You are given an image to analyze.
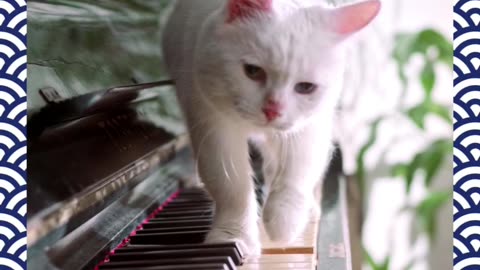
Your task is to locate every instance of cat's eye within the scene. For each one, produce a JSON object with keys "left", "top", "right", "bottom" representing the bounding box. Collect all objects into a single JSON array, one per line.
[
  {"left": 244, "top": 64, "right": 266, "bottom": 82},
  {"left": 295, "top": 82, "right": 317, "bottom": 95}
]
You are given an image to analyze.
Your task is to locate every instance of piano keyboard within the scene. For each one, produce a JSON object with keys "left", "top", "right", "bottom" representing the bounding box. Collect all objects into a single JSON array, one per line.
[{"left": 96, "top": 188, "right": 320, "bottom": 270}]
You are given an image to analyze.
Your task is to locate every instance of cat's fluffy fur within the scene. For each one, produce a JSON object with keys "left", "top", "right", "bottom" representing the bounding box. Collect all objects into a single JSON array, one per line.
[{"left": 162, "top": 0, "right": 380, "bottom": 255}]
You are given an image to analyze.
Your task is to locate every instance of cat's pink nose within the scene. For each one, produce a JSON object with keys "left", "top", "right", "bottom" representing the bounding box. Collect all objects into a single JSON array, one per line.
[
  {"left": 263, "top": 98, "right": 282, "bottom": 122},
  {"left": 263, "top": 108, "right": 281, "bottom": 122}
]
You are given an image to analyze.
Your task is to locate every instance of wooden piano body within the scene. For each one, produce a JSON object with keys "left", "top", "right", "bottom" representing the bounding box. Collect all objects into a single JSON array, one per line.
[{"left": 27, "top": 2, "right": 362, "bottom": 269}]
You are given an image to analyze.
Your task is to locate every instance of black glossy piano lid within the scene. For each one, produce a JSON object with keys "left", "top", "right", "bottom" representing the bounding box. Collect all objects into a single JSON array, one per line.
[
  {"left": 27, "top": 80, "right": 192, "bottom": 250},
  {"left": 28, "top": 81, "right": 181, "bottom": 213}
]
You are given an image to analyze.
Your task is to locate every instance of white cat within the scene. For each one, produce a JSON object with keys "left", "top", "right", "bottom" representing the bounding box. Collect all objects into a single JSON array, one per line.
[{"left": 162, "top": 0, "right": 380, "bottom": 255}]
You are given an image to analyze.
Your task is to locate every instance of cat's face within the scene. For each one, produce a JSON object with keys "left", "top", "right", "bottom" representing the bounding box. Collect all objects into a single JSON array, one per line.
[
  {"left": 215, "top": 13, "right": 346, "bottom": 131},
  {"left": 196, "top": 0, "right": 380, "bottom": 132}
]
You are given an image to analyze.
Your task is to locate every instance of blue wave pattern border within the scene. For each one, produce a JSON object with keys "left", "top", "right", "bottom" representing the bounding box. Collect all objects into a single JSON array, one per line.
[
  {"left": 454, "top": 0, "right": 480, "bottom": 269},
  {"left": 0, "top": 0, "right": 27, "bottom": 269}
]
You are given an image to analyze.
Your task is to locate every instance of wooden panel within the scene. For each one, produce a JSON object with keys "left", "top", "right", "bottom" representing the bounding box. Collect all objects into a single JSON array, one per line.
[
  {"left": 240, "top": 254, "right": 315, "bottom": 270},
  {"left": 240, "top": 212, "right": 320, "bottom": 269},
  {"left": 260, "top": 215, "right": 320, "bottom": 255}
]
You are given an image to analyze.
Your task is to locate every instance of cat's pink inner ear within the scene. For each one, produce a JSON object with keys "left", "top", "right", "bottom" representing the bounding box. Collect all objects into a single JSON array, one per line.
[
  {"left": 227, "top": 0, "right": 273, "bottom": 23},
  {"left": 330, "top": 0, "right": 381, "bottom": 35}
]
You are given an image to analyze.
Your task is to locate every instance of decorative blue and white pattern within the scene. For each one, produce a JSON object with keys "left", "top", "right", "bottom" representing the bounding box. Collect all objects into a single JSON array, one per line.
[
  {"left": 454, "top": 0, "right": 480, "bottom": 269},
  {"left": 0, "top": 0, "right": 27, "bottom": 269}
]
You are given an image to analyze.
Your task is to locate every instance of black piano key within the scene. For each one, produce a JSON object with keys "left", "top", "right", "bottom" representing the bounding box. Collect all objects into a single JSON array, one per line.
[
  {"left": 142, "top": 219, "right": 212, "bottom": 229},
  {"left": 167, "top": 196, "right": 211, "bottom": 200},
  {"left": 149, "top": 216, "right": 213, "bottom": 222},
  {"left": 102, "top": 263, "right": 230, "bottom": 270},
  {"left": 165, "top": 199, "right": 213, "bottom": 205},
  {"left": 118, "top": 242, "right": 244, "bottom": 259},
  {"left": 168, "top": 193, "right": 210, "bottom": 199},
  {"left": 161, "top": 203, "right": 215, "bottom": 212},
  {"left": 150, "top": 214, "right": 213, "bottom": 220},
  {"left": 164, "top": 197, "right": 211, "bottom": 202},
  {"left": 95, "top": 188, "right": 247, "bottom": 270},
  {"left": 155, "top": 209, "right": 213, "bottom": 218},
  {"left": 161, "top": 205, "right": 214, "bottom": 212},
  {"left": 159, "top": 208, "right": 214, "bottom": 214},
  {"left": 172, "top": 191, "right": 209, "bottom": 196},
  {"left": 149, "top": 215, "right": 213, "bottom": 221},
  {"left": 99, "top": 256, "right": 236, "bottom": 270},
  {"left": 177, "top": 193, "right": 209, "bottom": 197},
  {"left": 177, "top": 189, "right": 209, "bottom": 195},
  {"left": 109, "top": 247, "right": 242, "bottom": 265},
  {"left": 175, "top": 193, "right": 210, "bottom": 198},
  {"left": 129, "top": 230, "right": 209, "bottom": 245},
  {"left": 158, "top": 207, "right": 213, "bottom": 213},
  {"left": 160, "top": 206, "right": 214, "bottom": 213},
  {"left": 136, "top": 225, "right": 211, "bottom": 234}
]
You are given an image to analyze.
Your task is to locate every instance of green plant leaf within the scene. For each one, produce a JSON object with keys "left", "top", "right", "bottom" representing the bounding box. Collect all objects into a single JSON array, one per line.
[
  {"left": 423, "top": 151, "right": 444, "bottom": 187},
  {"left": 421, "top": 61, "right": 435, "bottom": 97},
  {"left": 392, "top": 29, "right": 453, "bottom": 92},
  {"left": 418, "top": 29, "right": 453, "bottom": 67},
  {"left": 422, "top": 140, "right": 452, "bottom": 186},
  {"left": 404, "top": 155, "right": 421, "bottom": 193},
  {"left": 407, "top": 105, "right": 428, "bottom": 129},
  {"left": 364, "top": 248, "right": 378, "bottom": 269},
  {"left": 406, "top": 101, "right": 452, "bottom": 130},
  {"left": 391, "top": 164, "right": 408, "bottom": 178},
  {"left": 363, "top": 248, "right": 390, "bottom": 270},
  {"left": 429, "top": 102, "right": 453, "bottom": 124},
  {"left": 392, "top": 33, "right": 415, "bottom": 92},
  {"left": 391, "top": 139, "right": 451, "bottom": 193},
  {"left": 364, "top": 248, "right": 391, "bottom": 270},
  {"left": 415, "top": 190, "right": 451, "bottom": 239},
  {"left": 393, "top": 33, "right": 417, "bottom": 65}
]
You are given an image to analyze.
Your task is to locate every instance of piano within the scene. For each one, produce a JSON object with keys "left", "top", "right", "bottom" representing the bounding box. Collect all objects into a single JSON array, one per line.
[
  {"left": 27, "top": 2, "right": 362, "bottom": 269},
  {"left": 27, "top": 80, "right": 361, "bottom": 270}
]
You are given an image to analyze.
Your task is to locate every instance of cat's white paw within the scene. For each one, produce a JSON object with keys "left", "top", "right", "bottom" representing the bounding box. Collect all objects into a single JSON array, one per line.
[
  {"left": 205, "top": 227, "right": 261, "bottom": 256},
  {"left": 262, "top": 189, "right": 311, "bottom": 243}
]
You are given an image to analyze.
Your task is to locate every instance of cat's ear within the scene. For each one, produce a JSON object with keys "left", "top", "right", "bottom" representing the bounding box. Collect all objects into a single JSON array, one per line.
[
  {"left": 326, "top": 0, "right": 381, "bottom": 35},
  {"left": 226, "top": 0, "right": 273, "bottom": 23}
]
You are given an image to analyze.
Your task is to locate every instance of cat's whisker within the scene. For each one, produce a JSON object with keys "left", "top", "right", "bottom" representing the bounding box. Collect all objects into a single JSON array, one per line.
[
  {"left": 274, "top": 133, "right": 288, "bottom": 185},
  {"left": 230, "top": 154, "right": 240, "bottom": 179},
  {"left": 189, "top": 117, "right": 211, "bottom": 132},
  {"left": 221, "top": 152, "right": 233, "bottom": 184},
  {"left": 193, "top": 124, "right": 218, "bottom": 179},
  {"left": 187, "top": 108, "right": 224, "bottom": 133}
]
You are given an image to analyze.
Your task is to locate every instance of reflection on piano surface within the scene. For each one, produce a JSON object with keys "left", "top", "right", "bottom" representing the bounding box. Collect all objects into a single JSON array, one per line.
[{"left": 27, "top": 81, "right": 358, "bottom": 270}]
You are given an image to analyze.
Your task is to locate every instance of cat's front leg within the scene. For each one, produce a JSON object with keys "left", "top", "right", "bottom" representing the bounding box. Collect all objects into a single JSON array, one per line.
[
  {"left": 262, "top": 127, "right": 332, "bottom": 243},
  {"left": 188, "top": 118, "right": 260, "bottom": 255}
]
